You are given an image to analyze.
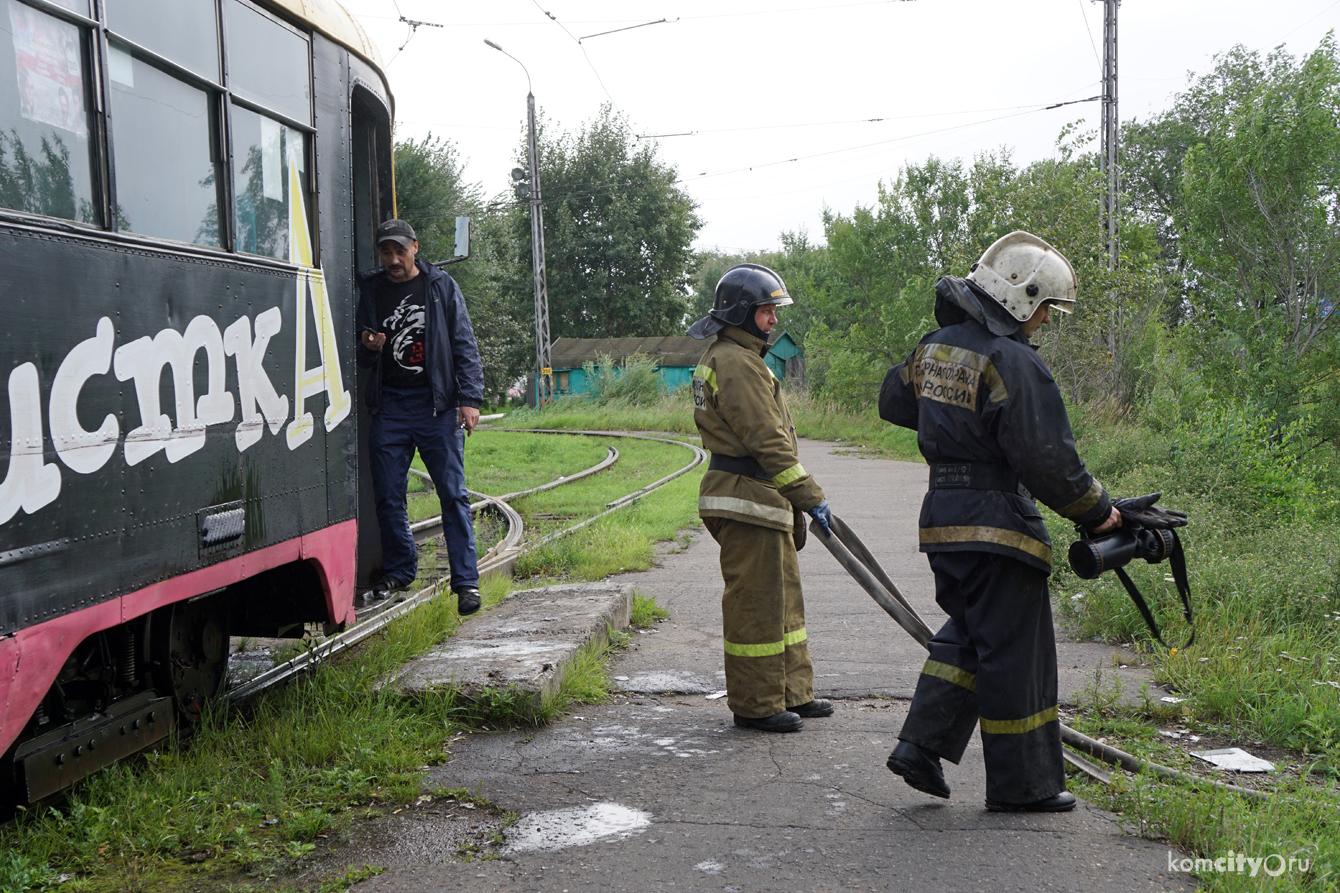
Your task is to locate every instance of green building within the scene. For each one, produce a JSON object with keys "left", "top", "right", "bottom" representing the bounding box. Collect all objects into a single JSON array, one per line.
[{"left": 538, "top": 333, "right": 805, "bottom": 401}]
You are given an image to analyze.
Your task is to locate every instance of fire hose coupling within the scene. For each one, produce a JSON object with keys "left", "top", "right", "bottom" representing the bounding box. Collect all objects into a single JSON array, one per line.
[{"left": 1068, "top": 492, "right": 1195, "bottom": 648}]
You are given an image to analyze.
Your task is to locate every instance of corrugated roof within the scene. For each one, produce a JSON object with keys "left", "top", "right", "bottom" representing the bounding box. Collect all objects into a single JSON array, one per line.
[{"left": 550, "top": 337, "right": 708, "bottom": 370}]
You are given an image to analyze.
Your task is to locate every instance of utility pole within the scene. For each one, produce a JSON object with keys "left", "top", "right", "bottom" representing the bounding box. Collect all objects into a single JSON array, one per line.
[
  {"left": 486, "top": 39, "right": 553, "bottom": 406},
  {"left": 1099, "top": 0, "right": 1119, "bottom": 270},
  {"left": 525, "top": 90, "right": 553, "bottom": 406}
]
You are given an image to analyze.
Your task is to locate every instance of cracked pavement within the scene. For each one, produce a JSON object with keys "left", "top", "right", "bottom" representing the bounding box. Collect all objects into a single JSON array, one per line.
[{"left": 351, "top": 442, "right": 1192, "bottom": 892}]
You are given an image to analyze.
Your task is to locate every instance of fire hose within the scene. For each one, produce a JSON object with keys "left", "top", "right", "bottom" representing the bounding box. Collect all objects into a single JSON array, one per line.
[{"left": 811, "top": 513, "right": 1267, "bottom": 802}]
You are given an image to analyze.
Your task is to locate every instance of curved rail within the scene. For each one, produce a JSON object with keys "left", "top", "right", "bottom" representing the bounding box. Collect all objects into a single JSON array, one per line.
[
  {"left": 228, "top": 428, "right": 703, "bottom": 705},
  {"left": 504, "top": 429, "right": 705, "bottom": 551}
]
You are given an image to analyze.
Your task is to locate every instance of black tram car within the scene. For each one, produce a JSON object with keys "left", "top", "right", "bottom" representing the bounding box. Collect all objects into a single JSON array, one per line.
[{"left": 0, "top": 0, "right": 396, "bottom": 805}]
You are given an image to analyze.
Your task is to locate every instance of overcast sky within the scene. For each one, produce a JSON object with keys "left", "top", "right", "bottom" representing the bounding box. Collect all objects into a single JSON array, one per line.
[{"left": 339, "top": 1, "right": 1339, "bottom": 254}]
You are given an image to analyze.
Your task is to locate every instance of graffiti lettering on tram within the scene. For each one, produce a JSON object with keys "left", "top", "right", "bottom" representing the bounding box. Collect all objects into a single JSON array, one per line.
[{"left": 0, "top": 163, "right": 350, "bottom": 526}]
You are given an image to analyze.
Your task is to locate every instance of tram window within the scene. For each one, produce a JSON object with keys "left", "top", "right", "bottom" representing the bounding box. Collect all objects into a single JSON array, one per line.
[
  {"left": 226, "top": 0, "right": 309, "bottom": 125},
  {"left": 35, "top": 0, "right": 88, "bottom": 14},
  {"left": 0, "top": 0, "right": 96, "bottom": 222},
  {"left": 231, "top": 105, "right": 306, "bottom": 261},
  {"left": 107, "top": 45, "right": 221, "bottom": 247},
  {"left": 103, "top": 0, "right": 219, "bottom": 83}
]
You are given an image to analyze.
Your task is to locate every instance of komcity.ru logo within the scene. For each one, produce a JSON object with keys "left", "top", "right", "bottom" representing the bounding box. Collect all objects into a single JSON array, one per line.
[{"left": 1168, "top": 850, "right": 1311, "bottom": 878}]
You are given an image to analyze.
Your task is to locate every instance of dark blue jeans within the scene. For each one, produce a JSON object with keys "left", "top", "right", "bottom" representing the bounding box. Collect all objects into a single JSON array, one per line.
[{"left": 369, "top": 386, "right": 478, "bottom": 591}]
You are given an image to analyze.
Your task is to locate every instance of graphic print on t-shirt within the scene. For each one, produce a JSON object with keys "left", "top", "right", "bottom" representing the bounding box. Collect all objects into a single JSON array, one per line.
[
  {"left": 385, "top": 299, "right": 425, "bottom": 374},
  {"left": 375, "top": 272, "right": 428, "bottom": 389}
]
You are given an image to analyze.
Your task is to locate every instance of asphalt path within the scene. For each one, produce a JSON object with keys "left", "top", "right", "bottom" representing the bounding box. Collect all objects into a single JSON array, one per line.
[{"left": 351, "top": 440, "right": 1191, "bottom": 893}]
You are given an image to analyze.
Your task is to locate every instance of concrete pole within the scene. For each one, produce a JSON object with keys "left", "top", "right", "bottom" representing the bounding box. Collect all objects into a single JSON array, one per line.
[
  {"left": 527, "top": 92, "right": 553, "bottom": 406},
  {"left": 1100, "top": 0, "right": 1119, "bottom": 271}
]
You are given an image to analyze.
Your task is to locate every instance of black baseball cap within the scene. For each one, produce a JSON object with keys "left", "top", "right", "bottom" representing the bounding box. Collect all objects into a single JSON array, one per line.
[{"left": 375, "top": 218, "right": 417, "bottom": 247}]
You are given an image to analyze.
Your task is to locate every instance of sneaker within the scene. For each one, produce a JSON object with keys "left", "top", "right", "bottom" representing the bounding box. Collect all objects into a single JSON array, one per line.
[
  {"left": 455, "top": 587, "right": 481, "bottom": 616},
  {"left": 369, "top": 576, "right": 412, "bottom": 601},
  {"left": 886, "top": 740, "right": 951, "bottom": 799},
  {"left": 733, "top": 712, "right": 803, "bottom": 733}
]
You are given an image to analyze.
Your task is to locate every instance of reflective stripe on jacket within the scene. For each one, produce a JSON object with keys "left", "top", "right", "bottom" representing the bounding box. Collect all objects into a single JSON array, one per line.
[
  {"left": 694, "top": 326, "right": 824, "bottom": 532},
  {"left": 879, "top": 318, "right": 1109, "bottom": 571}
]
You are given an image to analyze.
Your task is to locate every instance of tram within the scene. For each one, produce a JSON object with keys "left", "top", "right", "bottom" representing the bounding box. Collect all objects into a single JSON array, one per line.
[{"left": 0, "top": 0, "right": 395, "bottom": 805}]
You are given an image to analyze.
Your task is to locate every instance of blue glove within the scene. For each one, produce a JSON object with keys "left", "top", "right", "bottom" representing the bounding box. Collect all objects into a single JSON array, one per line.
[{"left": 807, "top": 500, "right": 832, "bottom": 536}]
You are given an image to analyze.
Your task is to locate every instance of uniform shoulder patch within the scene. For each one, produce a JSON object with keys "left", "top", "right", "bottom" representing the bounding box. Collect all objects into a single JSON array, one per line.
[{"left": 911, "top": 347, "right": 981, "bottom": 411}]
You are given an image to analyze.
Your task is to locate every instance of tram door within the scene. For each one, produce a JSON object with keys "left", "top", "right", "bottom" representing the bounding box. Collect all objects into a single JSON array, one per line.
[{"left": 351, "top": 86, "right": 394, "bottom": 588}]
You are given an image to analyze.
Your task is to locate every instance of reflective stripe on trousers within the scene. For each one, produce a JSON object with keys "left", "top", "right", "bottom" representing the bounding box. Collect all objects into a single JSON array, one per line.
[
  {"left": 897, "top": 551, "right": 1065, "bottom": 805},
  {"left": 705, "top": 516, "right": 814, "bottom": 719}
]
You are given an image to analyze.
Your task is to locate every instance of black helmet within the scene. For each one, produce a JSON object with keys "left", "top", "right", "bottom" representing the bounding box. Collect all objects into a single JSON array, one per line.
[{"left": 687, "top": 264, "right": 793, "bottom": 339}]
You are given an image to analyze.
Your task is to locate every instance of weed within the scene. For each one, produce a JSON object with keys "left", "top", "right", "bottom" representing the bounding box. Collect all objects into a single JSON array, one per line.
[
  {"left": 315, "top": 865, "right": 387, "bottom": 893},
  {"left": 441, "top": 686, "right": 553, "bottom": 730},
  {"left": 631, "top": 593, "right": 670, "bottom": 628},
  {"left": 0, "top": 850, "right": 55, "bottom": 892},
  {"left": 1076, "top": 662, "right": 1126, "bottom": 716}
]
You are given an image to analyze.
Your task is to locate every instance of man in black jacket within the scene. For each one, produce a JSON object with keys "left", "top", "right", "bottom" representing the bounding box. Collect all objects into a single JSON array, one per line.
[
  {"left": 356, "top": 219, "right": 485, "bottom": 615},
  {"left": 878, "top": 231, "right": 1120, "bottom": 812}
]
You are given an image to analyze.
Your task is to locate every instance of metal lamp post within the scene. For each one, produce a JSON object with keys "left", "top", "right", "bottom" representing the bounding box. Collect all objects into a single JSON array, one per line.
[{"left": 485, "top": 39, "right": 553, "bottom": 406}]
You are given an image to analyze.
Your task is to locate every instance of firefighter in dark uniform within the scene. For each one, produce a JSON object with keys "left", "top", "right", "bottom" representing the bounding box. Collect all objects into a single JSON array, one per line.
[
  {"left": 688, "top": 264, "right": 835, "bottom": 733},
  {"left": 879, "top": 232, "right": 1122, "bottom": 811}
]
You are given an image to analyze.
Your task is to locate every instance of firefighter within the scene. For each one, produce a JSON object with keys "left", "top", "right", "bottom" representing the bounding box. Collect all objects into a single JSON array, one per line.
[
  {"left": 688, "top": 264, "right": 834, "bottom": 733},
  {"left": 878, "top": 232, "right": 1121, "bottom": 811}
]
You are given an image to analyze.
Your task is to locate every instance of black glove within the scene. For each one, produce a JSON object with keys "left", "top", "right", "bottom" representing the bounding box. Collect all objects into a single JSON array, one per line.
[
  {"left": 1112, "top": 493, "right": 1188, "bottom": 529},
  {"left": 807, "top": 500, "right": 832, "bottom": 536}
]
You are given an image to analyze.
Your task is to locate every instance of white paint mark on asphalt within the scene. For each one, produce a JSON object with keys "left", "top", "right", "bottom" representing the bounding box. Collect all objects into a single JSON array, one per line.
[
  {"left": 502, "top": 802, "right": 652, "bottom": 854},
  {"left": 695, "top": 859, "right": 725, "bottom": 874}
]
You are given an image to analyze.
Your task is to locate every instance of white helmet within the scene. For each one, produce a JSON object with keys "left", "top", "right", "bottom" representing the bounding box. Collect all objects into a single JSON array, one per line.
[{"left": 967, "top": 231, "right": 1077, "bottom": 322}]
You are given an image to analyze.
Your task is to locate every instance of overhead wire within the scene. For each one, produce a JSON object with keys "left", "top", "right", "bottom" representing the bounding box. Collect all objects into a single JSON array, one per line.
[
  {"left": 354, "top": 0, "right": 1111, "bottom": 238},
  {"left": 680, "top": 99, "right": 1096, "bottom": 186},
  {"left": 1077, "top": 0, "right": 1101, "bottom": 66},
  {"left": 528, "top": 0, "right": 618, "bottom": 106}
]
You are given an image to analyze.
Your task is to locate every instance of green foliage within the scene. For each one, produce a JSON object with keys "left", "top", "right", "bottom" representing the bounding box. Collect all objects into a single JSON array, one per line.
[
  {"left": 580, "top": 353, "right": 665, "bottom": 405},
  {"left": 512, "top": 104, "right": 702, "bottom": 340},
  {"left": 0, "top": 849, "right": 56, "bottom": 892},
  {"left": 1126, "top": 35, "right": 1340, "bottom": 447},
  {"left": 1165, "top": 406, "right": 1318, "bottom": 521},
  {"left": 790, "top": 146, "right": 1169, "bottom": 410},
  {"left": 394, "top": 134, "right": 531, "bottom": 404},
  {"left": 630, "top": 593, "right": 669, "bottom": 628}
]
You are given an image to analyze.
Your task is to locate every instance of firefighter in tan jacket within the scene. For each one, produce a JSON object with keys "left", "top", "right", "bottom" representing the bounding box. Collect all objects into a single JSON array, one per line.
[{"left": 688, "top": 264, "right": 835, "bottom": 733}]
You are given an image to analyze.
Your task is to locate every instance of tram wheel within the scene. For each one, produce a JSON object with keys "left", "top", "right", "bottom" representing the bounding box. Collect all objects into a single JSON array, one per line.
[{"left": 150, "top": 593, "right": 230, "bottom": 724}]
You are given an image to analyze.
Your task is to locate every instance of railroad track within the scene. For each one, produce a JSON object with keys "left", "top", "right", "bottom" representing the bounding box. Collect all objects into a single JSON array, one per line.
[{"left": 227, "top": 427, "right": 705, "bottom": 704}]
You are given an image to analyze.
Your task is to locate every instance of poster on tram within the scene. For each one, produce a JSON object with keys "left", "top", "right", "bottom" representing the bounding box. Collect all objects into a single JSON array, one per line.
[{"left": 9, "top": 1, "right": 86, "bottom": 137}]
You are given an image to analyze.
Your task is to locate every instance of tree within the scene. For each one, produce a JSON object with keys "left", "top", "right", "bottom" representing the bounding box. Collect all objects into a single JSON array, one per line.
[
  {"left": 796, "top": 154, "right": 1003, "bottom": 408},
  {"left": 512, "top": 105, "right": 702, "bottom": 339},
  {"left": 394, "top": 135, "right": 530, "bottom": 405},
  {"left": 1174, "top": 36, "right": 1340, "bottom": 436}
]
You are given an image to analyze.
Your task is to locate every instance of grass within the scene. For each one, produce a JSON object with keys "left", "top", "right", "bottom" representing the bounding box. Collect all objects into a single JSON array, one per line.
[
  {"left": 631, "top": 593, "right": 670, "bottom": 628},
  {"left": 1, "top": 587, "right": 485, "bottom": 891},
  {"left": 11, "top": 391, "right": 1336, "bottom": 891},
  {"left": 510, "top": 393, "right": 1340, "bottom": 890},
  {"left": 1047, "top": 410, "right": 1340, "bottom": 891},
  {"left": 490, "top": 388, "right": 923, "bottom": 462},
  {"left": 0, "top": 418, "right": 695, "bottom": 892}
]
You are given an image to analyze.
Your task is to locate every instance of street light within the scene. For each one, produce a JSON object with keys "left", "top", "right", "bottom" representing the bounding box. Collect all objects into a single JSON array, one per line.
[{"left": 485, "top": 38, "right": 553, "bottom": 407}]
